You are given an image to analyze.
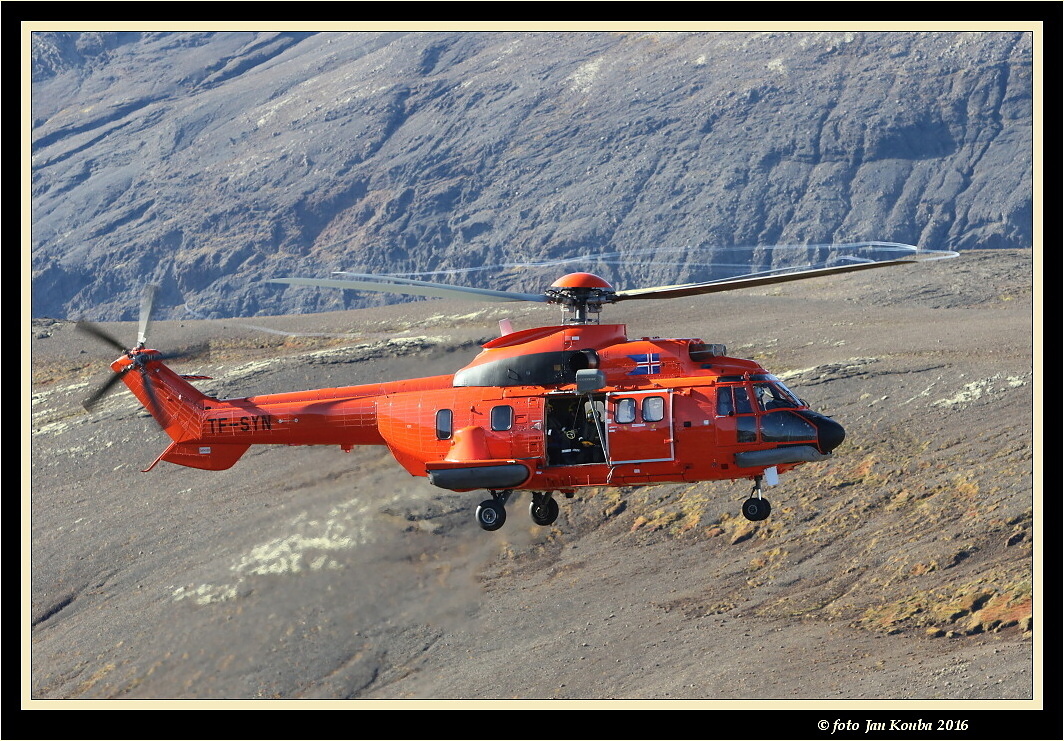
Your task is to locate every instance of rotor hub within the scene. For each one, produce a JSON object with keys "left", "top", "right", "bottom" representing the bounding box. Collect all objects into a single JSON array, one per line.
[{"left": 543, "top": 273, "right": 617, "bottom": 323}]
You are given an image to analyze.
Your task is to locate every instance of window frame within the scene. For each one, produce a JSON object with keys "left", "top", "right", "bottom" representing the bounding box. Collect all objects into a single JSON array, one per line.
[
  {"left": 435, "top": 409, "right": 453, "bottom": 440},
  {"left": 642, "top": 395, "right": 665, "bottom": 423},
  {"left": 614, "top": 397, "right": 637, "bottom": 424},
  {"left": 490, "top": 404, "right": 514, "bottom": 431}
]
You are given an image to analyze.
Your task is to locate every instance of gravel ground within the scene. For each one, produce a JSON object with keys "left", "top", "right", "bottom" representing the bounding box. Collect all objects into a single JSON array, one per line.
[{"left": 25, "top": 251, "right": 1043, "bottom": 729}]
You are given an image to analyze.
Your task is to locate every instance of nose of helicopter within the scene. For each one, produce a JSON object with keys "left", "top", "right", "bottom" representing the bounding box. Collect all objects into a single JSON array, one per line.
[{"left": 801, "top": 411, "right": 846, "bottom": 453}]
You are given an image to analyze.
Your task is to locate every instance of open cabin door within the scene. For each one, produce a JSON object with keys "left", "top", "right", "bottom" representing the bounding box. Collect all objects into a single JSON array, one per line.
[
  {"left": 605, "top": 390, "right": 675, "bottom": 464},
  {"left": 543, "top": 393, "right": 607, "bottom": 466}
]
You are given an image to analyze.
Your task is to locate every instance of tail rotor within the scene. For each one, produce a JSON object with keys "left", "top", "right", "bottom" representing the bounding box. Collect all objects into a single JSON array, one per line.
[{"left": 77, "top": 284, "right": 196, "bottom": 422}]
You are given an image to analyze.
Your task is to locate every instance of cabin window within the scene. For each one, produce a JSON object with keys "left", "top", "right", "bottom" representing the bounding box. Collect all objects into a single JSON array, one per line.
[
  {"left": 435, "top": 409, "right": 453, "bottom": 440},
  {"left": 490, "top": 405, "right": 514, "bottom": 431},
  {"left": 642, "top": 395, "right": 665, "bottom": 423},
  {"left": 615, "top": 398, "right": 637, "bottom": 424}
]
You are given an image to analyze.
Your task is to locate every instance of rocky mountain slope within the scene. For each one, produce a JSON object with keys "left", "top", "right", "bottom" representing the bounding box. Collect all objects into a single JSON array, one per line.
[
  {"left": 29, "top": 30, "right": 1034, "bottom": 321},
  {"left": 27, "top": 248, "right": 1038, "bottom": 709}
]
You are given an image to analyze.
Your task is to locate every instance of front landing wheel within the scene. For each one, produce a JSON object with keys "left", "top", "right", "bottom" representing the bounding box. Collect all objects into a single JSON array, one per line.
[
  {"left": 476, "top": 499, "right": 507, "bottom": 531},
  {"left": 741, "top": 496, "right": 771, "bottom": 522}
]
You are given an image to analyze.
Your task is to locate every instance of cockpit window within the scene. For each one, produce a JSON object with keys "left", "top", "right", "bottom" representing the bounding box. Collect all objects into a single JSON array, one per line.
[
  {"left": 717, "top": 385, "right": 754, "bottom": 415},
  {"left": 753, "top": 382, "right": 800, "bottom": 410},
  {"left": 774, "top": 380, "right": 802, "bottom": 406},
  {"left": 733, "top": 386, "right": 753, "bottom": 414},
  {"left": 717, "top": 387, "right": 734, "bottom": 416},
  {"left": 761, "top": 411, "right": 816, "bottom": 443}
]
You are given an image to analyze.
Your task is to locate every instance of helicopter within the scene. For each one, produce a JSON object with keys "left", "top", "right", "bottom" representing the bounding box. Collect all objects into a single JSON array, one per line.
[{"left": 79, "top": 242, "right": 957, "bottom": 532}]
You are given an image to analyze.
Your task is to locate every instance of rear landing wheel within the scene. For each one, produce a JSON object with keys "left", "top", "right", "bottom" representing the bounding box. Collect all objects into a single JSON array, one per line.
[
  {"left": 476, "top": 499, "right": 507, "bottom": 531},
  {"left": 741, "top": 496, "right": 771, "bottom": 522}
]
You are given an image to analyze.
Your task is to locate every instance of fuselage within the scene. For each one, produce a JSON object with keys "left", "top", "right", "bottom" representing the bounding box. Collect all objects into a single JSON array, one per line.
[{"left": 118, "top": 323, "right": 844, "bottom": 486}]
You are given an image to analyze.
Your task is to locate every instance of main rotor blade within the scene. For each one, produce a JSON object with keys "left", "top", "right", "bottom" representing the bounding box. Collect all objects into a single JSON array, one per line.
[
  {"left": 270, "top": 274, "right": 547, "bottom": 303},
  {"left": 138, "top": 284, "right": 160, "bottom": 346},
  {"left": 615, "top": 257, "right": 930, "bottom": 301},
  {"left": 76, "top": 321, "right": 128, "bottom": 353}
]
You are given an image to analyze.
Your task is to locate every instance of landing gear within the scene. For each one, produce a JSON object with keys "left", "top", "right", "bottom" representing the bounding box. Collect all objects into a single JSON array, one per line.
[
  {"left": 530, "top": 492, "right": 560, "bottom": 527},
  {"left": 475, "top": 489, "right": 512, "bottom": 531},
  {"left": 742, "top": 496, "right": 771, "bottom": 521},
  {"left": 475, "top": 490, "right": 561, "bottom": 530},
  {"left": 741, "top": 475, "right": 772, "bottom": 522},
  {"left": 476, "top": 498, "right": 507, "bottom": 531}
]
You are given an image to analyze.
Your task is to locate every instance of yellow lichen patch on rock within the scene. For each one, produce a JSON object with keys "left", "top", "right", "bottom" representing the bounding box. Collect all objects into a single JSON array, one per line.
[
  {"left": 621, "top": 484, "right": 718, "bottom": 536},
  {"left": 963, "top": 591, "right": 1033, "bottom": 634},
  {"left": 629, "top": 508, "right": 683, "bottom": 533},
  {"left": 858, "top": 580, "right": 1033, "bottom": 637},
  {"left": 749, "top": 546, "right": 788, "bottom": 572}
]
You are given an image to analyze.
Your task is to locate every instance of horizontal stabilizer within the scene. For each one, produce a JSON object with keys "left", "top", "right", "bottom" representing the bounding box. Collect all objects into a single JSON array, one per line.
[{"left": 144, "top": 441, "right": 250, "bottom": 471}]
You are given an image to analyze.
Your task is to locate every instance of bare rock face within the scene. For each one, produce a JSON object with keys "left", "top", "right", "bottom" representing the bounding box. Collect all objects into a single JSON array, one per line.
[{"left": 30, "top": 31, "right": 1034, "bottom": 321}]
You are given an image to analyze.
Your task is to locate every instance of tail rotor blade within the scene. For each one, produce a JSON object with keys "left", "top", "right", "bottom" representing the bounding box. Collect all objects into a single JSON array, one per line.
[
  {"left": 76, "top": 321, "right": 128, "bottom": 353},
  {"left": 82, "top": 368, "right": 129, "bottom": 411},
  {"left": 138, "top": 284, "right": 159, "bottom": 347},
  {"left": 137, "top": 364, "right": 167, "bottom": 424},
  {"left": 141, "top": 342, "right": 212, "bottom": 426},
  {"left": 155, "top": 342, "right": 210, "bottom": 364}
]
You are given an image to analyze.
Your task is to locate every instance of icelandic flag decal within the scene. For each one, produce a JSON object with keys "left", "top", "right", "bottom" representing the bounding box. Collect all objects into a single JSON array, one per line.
[{"left": 627, "top": 353, "right": 661, "bottom": 375}]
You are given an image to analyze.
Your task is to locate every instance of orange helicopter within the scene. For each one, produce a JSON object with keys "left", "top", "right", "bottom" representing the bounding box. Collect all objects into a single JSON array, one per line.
[{"left": 79, "top": 243, "right": 956, "bottom": 531}]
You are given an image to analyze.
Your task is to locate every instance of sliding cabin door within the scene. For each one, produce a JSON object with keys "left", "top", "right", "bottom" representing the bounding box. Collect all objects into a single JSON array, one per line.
[{"left": 605, "top": 390, "right": 675, "bottom": 464}]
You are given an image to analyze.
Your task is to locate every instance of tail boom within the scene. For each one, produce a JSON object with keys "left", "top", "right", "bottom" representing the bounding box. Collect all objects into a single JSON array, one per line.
[{"left": 115, "top": 351, "right": 453, "bottom": 470}]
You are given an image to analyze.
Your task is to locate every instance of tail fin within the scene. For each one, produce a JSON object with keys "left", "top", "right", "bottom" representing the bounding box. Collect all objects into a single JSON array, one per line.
[
  {"left": 116, "top": 350, "right": 211, "bottom": 444},
  {"left": 122, "top": 354, "right": 256, "bottom": 471},
  {"left": 76, "top": 287, "right": 248, "bottom": 472}
]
